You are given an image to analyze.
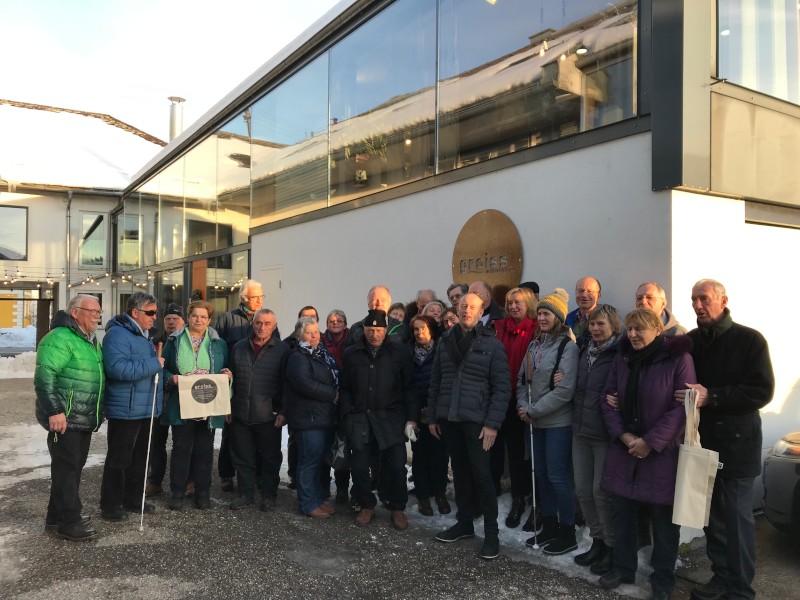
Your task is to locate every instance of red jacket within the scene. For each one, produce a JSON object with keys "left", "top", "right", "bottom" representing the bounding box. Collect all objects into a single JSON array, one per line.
[{"left": 495, "top": 317, "right": 537, "bottom": 395}]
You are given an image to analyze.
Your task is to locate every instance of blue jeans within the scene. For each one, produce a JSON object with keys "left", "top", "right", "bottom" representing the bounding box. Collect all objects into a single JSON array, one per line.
[
  {"left": 295, "top": 428, "right": 332, "bottom": 514},
  {"left": 532, "top": 425, "right": 574, "bottom": 524}
]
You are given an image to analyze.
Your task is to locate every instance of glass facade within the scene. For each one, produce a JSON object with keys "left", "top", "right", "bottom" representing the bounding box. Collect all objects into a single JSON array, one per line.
[
  {"left": 79, "top": 213, "right": 106, "bottom": 269},
  {"left": 718, "top": 0, "right": 800, "bottom": 105}
]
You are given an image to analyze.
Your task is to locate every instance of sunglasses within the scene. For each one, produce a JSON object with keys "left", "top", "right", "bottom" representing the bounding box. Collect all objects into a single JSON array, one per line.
[{"left": 138, "top": 309, "right": 158, "bottom": 316}]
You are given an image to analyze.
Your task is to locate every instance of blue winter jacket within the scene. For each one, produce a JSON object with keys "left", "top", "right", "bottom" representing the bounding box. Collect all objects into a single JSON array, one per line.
[{"left": 102, "top": 314, "right": 163, "bottom": 420}]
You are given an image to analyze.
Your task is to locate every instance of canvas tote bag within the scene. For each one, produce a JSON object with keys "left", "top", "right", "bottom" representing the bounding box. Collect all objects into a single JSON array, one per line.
[
  {"left": 672, "top": 388, "right": 721, "bottom": 528},
  {"left": 177, "top": 373, "right": 231, "bottom": 419}
]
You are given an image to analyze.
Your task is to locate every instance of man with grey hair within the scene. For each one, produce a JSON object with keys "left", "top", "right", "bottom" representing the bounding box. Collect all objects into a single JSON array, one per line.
[
  {"left": 35, "top": 294, "right": 104, "bottom": 540},
  {"left": 100, "top": 292, "right": 164, "bottom": 522},
  {"left": 346, "top": 285, "right": 410, "bottom": 346},
  {"left": 227, "top": 309, "right": 289, "bottom": 512},
  {"left": 635, "top": 282, "right": 686, "bottom": 336},
  {"left": 446, "top": 283, "right": 468, "bottom": 308},
  {"left": 214, "top": 278, "right": 271, "bottom": 491},
  {"left": 683, "top": 279, "right": 774, "bottom": 600},
  {"left": 468, "top": 280, "right": 505, "bottom": 329}
]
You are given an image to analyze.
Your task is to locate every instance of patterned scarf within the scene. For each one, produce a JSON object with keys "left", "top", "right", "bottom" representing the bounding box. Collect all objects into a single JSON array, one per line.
[
  {"left": 413, "top": 341, "right": 435, "bottom": 365},
  {"left": 299, "top": 341, "right": 340, "bottom": 387},
  {"left": 586, "top": 335, "right": 618, "bottom": 368}
]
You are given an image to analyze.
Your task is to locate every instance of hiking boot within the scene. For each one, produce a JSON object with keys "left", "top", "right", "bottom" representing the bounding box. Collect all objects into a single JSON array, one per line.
[
  {"left": 435, "top": 521, "right": 475, "bottom": 543},
  {"left": 434, "top": 493, "right": 451, "bottom": 515},
  {"left": 480, "top": 534, "right": 500, "bottom": 560},
  {"left": 55, "top": 521, "right": 98, "bottom": 541},
  {"left": 391, "top": 510, "right": 409, "bottom": 531},
  {"left": 575, "top": 538, "right": 607, "bottom": 567},
  {"left": 167, "top": 496, "right": 184, "bottom": 511},
  {"left": 229, "top": 495, "right": 254, "bottom": 510},
  {"left": 590, "top": 545, "right": 614, "bottom": 575},
  {"left": 355, "top": 507, "right": 375, "bottom": 527},
  {"left": 505, "top": 495, "right": 525, "bottom": 528},
  {"left": 543, "top": 523, "right": 578, "bottom": 555},
  {"left": 418, "top": 497, "right": 433, "bottom": 516},
  {"left": 145, "top": 483, "right": 162, "bottom": 497}
]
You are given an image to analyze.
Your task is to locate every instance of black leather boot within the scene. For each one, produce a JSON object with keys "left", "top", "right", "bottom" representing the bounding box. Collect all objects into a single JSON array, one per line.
[
  {"left": 543, "top": 522, "right": 578, "bottom": 555},
  {"left": 505, "top": 495, "right": 525, "bottom": 528},
  {"left": 574, "top": 537, "right": 607, "bottom": 567},
  {"left": 590, "top": 544, "right": 614, "bottom": 575}
]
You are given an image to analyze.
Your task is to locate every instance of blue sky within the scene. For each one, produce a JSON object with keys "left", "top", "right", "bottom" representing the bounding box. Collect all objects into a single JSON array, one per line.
[{"left": 2, "top": 0, "right": 342, "bottom": 141}]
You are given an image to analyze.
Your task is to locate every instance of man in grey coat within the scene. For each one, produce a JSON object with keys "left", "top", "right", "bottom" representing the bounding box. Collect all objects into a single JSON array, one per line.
[{"left": 428, "top": 292, "right": 510, "bottom": 560}]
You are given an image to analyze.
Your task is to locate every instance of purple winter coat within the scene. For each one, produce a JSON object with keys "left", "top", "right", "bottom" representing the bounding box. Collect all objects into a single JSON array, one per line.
[{"left": 601, "top": 335, "right": 696, "bottom": 505}]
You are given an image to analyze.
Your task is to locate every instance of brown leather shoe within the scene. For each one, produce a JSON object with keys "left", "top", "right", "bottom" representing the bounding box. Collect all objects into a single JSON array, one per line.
[
  {"left": 319, "top": 503, "right": 336, "bottom": 514},
  {"left": 391, "top": 510, "right": 409, "bottom": 531},
  {"left": 355, "top": 508, "right": 375, "bottom": 527},
  {"left": 145, "top": 483, "right": 162, "bottom": 497},
  {"left": 435, "top": 493, "right": 451, "bottom": 515},
  {"left": 418, "top": 497, "right": 433, "bottom": 516},
  {"left": 307, "top": 506, "right": 330, "bottom": 519}
]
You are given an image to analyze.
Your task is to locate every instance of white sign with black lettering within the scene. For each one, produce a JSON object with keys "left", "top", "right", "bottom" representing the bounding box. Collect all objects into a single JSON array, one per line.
[{"left": 177, "top": 373, "right": 231, "bottom": 419}]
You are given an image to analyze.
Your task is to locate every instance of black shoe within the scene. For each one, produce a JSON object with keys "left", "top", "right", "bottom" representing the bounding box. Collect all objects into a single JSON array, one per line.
[
  {"left": 45, "top": 514, "right": 91, "bottom": 531},
  {"left": 480, "top": 535, "right": 500, "bottom": 560},
  {"left": 543, "top": 523, "right": 578, "bottom": 555},
  {"left": 195, "top": 492, "right": 211, "bottom": 509},
  {"left": 435, "top": 521, "right": 475, "bottom": 543},
  {"left": 599, "top": 570, "right": 634, "bottom": 590},
  {"left": 123, "top": 501, "right": 155, "bottom": 514},
  {"left": 527, "top": 516, "right": 557, "bottom": 547},
  {"left": 575, "top": 538, "right": 607, "bottom": 567},
  {"left": 690, "top": 577, "right": 728, "bottom": 600},
  {"left": 220, "top": 477, "right": 235, "bottom": 492},
  {"left": 260, "top": 496, "right": 277, "bottom": 512},
  {"left": 167, "top": 496, "right": 184, "bottom": 511},
  {"left": 589, "top": 545, "right": 613, "bottom": 575},
  {"left": 522, "top": 505, "right": 543, "bottom": 533},
  {"left": 55, "top": 521, "right": 98, "bottom": 541},
  {"left": 505, "top": 495, "right": 525, "bottom": 528},
  {"left": 100, "top": 508, "right": 129, "bottom": 522},
  {"left": 335, "top": 489, "right": 349, "bottom": 504},
  {"left": 229, "top": 495, "right": 254, "bottom": 510},
  {"left": 651, "top": 590, "right": 671, "bottom": 600},
  {"left": 287, "top": 478, "right": 297, "bottom": 490}
]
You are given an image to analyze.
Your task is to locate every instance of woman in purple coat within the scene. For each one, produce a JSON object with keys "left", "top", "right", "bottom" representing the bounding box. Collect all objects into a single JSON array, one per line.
[{"left": 599, "top": 308, "right": 696, "bottom": 600}]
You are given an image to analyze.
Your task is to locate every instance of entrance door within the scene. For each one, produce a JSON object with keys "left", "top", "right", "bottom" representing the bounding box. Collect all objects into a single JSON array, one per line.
[{"left": 259, "top": 265, "right": 283, "bottom": 319}]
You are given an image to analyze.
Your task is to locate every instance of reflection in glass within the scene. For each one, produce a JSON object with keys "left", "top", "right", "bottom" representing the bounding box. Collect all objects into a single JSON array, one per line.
[
  {"left": 79, "top": 213, "right": 106, "bottom": 268},
  {"left": 118, "top": 212, "right": 141, "bottom": 270},
  {"left": 184, "top": 137, "right": 220, "bottom": 256},
  {"left": 0, "top": 206, "right": 28, "bottom": 260},
  {"left": 216, "top": 113, "right": 251, "bottom": 245},
  {"left": 251, "top": 55, "right": 329, "bottom": 226},
  {"left": 157, "top": 266, "right": 184, "bottom": 317},
  {"left": 158, "top": 158, "right": 185, "bottom": 263},
  {"left": 718, "top": 0, "right": 800, "bottom": 105},
  {"left": 329, "top": 0, "right": 436, "bottom": 204},
  {"left": 438, "top": 0, "right": 637, "bottom": 171}
]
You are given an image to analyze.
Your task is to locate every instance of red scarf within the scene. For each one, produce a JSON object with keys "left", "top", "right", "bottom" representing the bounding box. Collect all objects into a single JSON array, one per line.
[{"left": 495, "top": 317, "right": 537, "bottom": 392}]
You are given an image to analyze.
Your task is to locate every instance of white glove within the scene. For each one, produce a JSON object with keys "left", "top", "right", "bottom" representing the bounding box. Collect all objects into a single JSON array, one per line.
[{"left": 404, "top": 422, "right": 418, "bottom": 442}]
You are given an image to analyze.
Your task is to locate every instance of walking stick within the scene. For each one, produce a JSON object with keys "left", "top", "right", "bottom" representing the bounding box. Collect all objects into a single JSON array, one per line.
[
  {"left": 525, "top": 351, "right": 539, "bottom": 549},
  {"left": 139, "top": 342, "right": 163, "bottom": 532}
]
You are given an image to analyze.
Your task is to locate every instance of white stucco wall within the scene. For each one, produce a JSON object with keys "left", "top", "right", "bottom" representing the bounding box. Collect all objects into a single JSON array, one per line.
[{"left": 251, "top": 132, "right": 671, "bottom": 329}]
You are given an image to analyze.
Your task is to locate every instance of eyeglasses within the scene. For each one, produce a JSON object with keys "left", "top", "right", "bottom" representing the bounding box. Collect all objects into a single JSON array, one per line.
[
  {"left": 77, "top": 307, "right": 103, "bottom": 316},
  {"left": 138, "top": 309, "right": 158, "bottom": 317}
]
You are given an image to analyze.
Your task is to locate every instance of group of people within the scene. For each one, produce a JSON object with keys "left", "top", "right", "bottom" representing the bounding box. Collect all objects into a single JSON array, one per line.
[{"left": 34, "top": 275, "right": 773, "bottom": 600}]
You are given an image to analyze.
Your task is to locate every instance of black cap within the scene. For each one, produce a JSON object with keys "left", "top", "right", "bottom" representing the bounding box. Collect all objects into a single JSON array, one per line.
[
  {"left": 164, "top": 303, "right": 184, "bottom": 319},
  {"left": 363, "top": 309, "right": 388, "bottom": 328},
  {"left": 520, "top": 281, "right": 539, "bottom": 295}
]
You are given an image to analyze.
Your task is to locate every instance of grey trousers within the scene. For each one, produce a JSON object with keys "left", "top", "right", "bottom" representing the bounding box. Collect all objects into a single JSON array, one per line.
[
  {"left": 572, "top": 435, "right": 614, "bottom": 546},
  {"left": 705, "top": 476, "right": 756, "bottom": 600}
]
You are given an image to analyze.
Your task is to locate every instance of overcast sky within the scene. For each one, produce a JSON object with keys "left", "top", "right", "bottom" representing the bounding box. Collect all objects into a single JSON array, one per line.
[{"left": 2, "top": 0, "right": 343, "bottom": 142}]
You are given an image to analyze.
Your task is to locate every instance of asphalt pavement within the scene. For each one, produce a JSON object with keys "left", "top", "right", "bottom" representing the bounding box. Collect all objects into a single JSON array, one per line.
[{"left": 1, "top": 378, "right": 797, "bottom": 600}]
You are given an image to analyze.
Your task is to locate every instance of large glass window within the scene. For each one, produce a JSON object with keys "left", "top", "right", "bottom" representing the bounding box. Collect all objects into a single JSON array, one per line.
[
  {"left": 438, "top": 0, "right": 637, "bottom": 171},
  {"left": 0, "top": 206, "right": 28, "bottom": 260},
  {"left": 329, "top": 0, "right": 436, "bottom": 204},
  {"left": 718, "top": 0, "right": 800, "bottom": 105},
  {"left": 158, "top": 158, "right": 185, "bottom": 263},
  {"left": 251, "top": 55, "right": 329, "bottom": 227},
  {"left": 216, "top": 113, "right": 251, "bottom": 245},
  {"left": 79, "top": 213, "right": 106, "bottom": 269},
  {"left": 184, "top": 138, "right": 220, "bottom": 256}
]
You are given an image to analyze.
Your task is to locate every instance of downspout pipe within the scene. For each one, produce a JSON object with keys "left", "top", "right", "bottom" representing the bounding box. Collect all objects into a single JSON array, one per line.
[{"left": 65, "top": 190, "right": 72, "bottom": 304}]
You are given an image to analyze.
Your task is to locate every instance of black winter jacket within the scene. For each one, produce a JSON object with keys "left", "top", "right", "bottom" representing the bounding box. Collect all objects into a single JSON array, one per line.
[
  {"left": 688, "top": 309, "right": 774, "bottom": 478},
  {"left": 284, "top": 347, "right": 338, "bottom": 431},
  {"left": 410, "top": 344, "right": 436, "bottom": 424},
  {"left": 228, "top": 333, "right": 289, "bottom": 425},
  {"left": 428, "top": 325, "right": 510, "bottom": 429},
  {"left": 572, "top": 337, "right": 619, "bottom": 440},
  {"left": 339, "top": 336, "right": 416, "bottom": 450}
]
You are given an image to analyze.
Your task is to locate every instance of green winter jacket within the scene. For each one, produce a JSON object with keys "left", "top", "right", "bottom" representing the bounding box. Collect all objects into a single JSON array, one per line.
[{"left": 34, "top": 318, "right": 104, "bottom": 432}]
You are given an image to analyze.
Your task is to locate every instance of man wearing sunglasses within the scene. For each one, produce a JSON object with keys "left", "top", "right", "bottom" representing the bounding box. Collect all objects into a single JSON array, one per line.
[{"left": 99, "top": 292, "right": 165, "bottom": 522}]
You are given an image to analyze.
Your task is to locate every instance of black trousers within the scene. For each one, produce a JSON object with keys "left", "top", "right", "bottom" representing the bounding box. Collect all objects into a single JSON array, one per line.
[
  {"left": 147, "top": 421, "right": 170, "bottom": 486},
  {"left": 441, "top": 420, "right": 498, "bottom": 534},
  {"left": 100, "top": 418, "right": 151, "bottom": 511},
  {"left": 411, "top": 426, "right": 449, "bottom": 499},
  {"left": 705, "top": 476, "right": 757, "bottom": 600},
  {"left": 170, "top": 421, "right": 214, "bottom": 496},
  {"left": 218, "top": 420, "right": 236, "bottom": 479},
  {"left": 47, "top": 429, "right": 91, "bottom": 526},
  {"left": 491, "top": 406, "right": 532, "bottom": 498},
  {"left": 350, "top": 428, "right": 408, "bottom": 511},
  {"left": 229, "top": 417, "right": 283, "bottom": 498}
]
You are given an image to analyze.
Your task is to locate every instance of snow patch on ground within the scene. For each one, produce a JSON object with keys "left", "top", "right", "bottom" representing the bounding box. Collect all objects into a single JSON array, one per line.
[
  {"left": 0, "top": 352, "right": 36, "bottom": 379},
  {"left": 0, "top": 326, "right": 36, "bottom": 348}
]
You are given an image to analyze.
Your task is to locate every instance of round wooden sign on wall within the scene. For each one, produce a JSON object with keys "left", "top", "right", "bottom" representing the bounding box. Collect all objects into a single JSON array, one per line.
[{"left": 451, "top": 210, "right": 523, "bottom": 305}]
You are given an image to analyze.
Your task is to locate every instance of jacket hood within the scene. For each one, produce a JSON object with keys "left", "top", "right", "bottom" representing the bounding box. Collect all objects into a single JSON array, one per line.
[
  {"left": 168, "top": 324, "right": 222, "bottom": 342},
  {"left": 618, "top": 332, "right": 693, "bottom": 358},
  {"left": 106, "top": 313, "right": 149, "bottom": 337},
  {"left": 51, "top": 310, "right": 95, "bottom": 341}
]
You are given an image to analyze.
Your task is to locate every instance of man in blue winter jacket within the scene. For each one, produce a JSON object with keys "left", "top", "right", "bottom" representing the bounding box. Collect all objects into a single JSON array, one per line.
[{"left": 99, "top": 292, "right": 164, "bottom": 521}]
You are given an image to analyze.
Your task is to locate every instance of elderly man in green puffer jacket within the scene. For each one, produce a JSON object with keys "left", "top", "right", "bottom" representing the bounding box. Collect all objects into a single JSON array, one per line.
[{"left": 34, "top": 294, "right": 105, "bottom": 541}]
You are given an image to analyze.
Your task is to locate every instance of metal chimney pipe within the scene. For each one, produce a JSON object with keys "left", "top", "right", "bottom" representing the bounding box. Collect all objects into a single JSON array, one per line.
[{"left": 168, "top": 96, "right": 186, "bottom": 141}]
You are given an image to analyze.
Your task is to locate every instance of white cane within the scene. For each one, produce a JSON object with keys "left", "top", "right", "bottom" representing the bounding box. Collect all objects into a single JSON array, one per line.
[
  {"left": 525, "top": 352, "right": 540, "bottom": 549},
  {"left": 139, "top": 342, "right": 162, "bottom": 532}
]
